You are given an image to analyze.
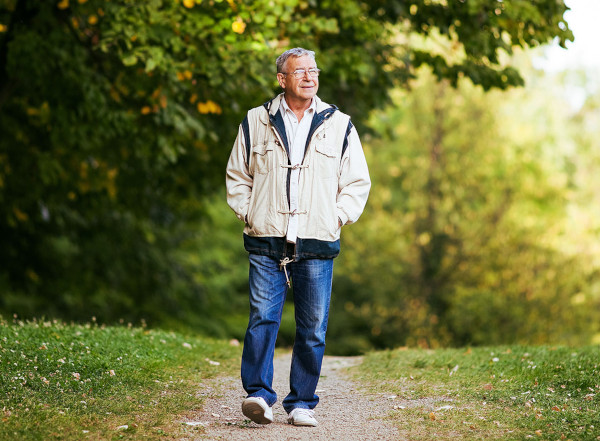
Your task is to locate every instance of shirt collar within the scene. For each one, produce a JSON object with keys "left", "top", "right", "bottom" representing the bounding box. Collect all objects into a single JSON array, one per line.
[{"left": 280, "top": 96, "right": 316, "bottom": 117}]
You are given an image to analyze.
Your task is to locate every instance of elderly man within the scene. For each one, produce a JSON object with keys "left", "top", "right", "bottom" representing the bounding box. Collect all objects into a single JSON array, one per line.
[{"left": 226, "top": 47, "right": 370, "bottom": 427}]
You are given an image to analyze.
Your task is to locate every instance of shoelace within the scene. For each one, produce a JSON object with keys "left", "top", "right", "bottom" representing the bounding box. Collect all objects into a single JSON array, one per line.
[
  {"left": 291, "top": 408, "right": 315, "bottom": 418},
  {"left": 279, "top": 257, "right": 293, "bottom": 287},
  {"left": 278, "top": 209, "right": 307, "bottom": 216},
  {"left": 281, "top": 163, "right": 309, "bottom": 170}
]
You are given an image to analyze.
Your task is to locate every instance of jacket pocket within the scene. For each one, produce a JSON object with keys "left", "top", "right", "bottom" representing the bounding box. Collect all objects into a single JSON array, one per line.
[
  {"left": 314, "top": 143, "right": 338, "bottom": 179},
  {"left": 251, "top": 142, "right": 275, "bottom": 175}
]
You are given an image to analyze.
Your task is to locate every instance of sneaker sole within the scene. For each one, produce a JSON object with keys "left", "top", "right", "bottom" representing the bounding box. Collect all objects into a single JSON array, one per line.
[
  {"left": 242, "top": 400, "right": 273, "bottom": 425},
  {"left": 288, "top": 419, "right": 318, "bottom": 427}
]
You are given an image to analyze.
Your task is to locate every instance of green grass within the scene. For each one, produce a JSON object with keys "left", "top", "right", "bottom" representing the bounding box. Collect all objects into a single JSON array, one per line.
[
  {"left": 357, "top": 346, "right": 600, "bottom": 440},
  {"left": 0, "top": 316, "right": 241, "bottom": 440}
]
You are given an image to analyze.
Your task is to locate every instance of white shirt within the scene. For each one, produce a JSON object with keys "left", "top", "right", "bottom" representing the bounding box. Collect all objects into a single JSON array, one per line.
[{"left": 280, "top": 97, "right": 316, "bottom": 243}]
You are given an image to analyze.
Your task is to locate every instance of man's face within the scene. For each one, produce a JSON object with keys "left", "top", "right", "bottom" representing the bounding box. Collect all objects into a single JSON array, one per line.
[{"left": 277, "top": 54, "right": 319, "bottom": 103}]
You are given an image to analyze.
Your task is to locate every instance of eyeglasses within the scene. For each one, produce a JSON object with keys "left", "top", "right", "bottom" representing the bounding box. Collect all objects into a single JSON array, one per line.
[{"left": 281, "top": 68, "right": 321, "bottom": 79}]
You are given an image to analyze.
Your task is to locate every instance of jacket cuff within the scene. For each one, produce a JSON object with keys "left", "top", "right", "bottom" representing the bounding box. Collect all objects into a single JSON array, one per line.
[{"left": 337, "top": 210, "right": 349, "bottom": 227}]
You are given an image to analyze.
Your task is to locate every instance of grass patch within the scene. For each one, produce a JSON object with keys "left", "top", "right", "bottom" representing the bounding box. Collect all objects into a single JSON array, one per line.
[
  {"left": 0, "top": 316, "right": 241, "bottom": 440},
  {"left": 357, "top": 346, "right": 600, "bottom": 440}
]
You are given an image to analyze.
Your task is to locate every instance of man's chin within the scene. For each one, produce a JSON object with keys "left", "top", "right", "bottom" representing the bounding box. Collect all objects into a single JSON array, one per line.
[{"left": 300, "top": 90, "right": 317, "bottom": 99}]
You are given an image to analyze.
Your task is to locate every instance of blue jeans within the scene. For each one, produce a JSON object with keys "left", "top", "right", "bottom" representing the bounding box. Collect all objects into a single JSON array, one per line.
[{"left": 241, "top": 253, "right": 333, "bottom": 413}]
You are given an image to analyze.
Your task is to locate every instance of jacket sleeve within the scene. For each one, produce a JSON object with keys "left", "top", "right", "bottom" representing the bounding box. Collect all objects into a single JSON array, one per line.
[
  {"left": 226, "top": 123, "right": 252, "bottom": 223},
  {"left": 337, "top": 125, "right": 371, "bottom": 226}
]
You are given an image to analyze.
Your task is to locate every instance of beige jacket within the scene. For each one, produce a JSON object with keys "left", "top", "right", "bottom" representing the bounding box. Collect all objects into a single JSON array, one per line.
[{"left": 226, "top": 94, "right": 370, "bottom": 259}]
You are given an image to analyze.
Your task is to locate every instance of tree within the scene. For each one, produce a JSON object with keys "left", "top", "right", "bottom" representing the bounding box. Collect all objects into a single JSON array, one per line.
[
  {"left": 330, "top": 66, "right": 600, "bottom": 352},
  {"left": 0, "top": 0, "right": 573, "bottom": 326}
]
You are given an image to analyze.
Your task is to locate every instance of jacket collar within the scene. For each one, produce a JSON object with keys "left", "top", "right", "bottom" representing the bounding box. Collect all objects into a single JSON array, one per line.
[
  {"left": 260, "top": 93, "right": 332, "bottom": 124},
  {"left": 260, "top": 93, "right": 339, "bottom": 158}
]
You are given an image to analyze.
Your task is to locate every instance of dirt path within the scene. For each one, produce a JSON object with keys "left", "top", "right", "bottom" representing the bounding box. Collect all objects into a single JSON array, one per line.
[{"left": 184, "top": 353, "right": 399, "bottom": 440}]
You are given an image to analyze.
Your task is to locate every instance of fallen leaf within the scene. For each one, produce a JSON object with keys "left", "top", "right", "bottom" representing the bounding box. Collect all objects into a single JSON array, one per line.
[
  {"left": 429, "top": 412, "right": 436, "bottom": 421},
  {"left": 116, "top": 425, "right": 128, "bottom": 431},
  {"left": 205, "top": 358, "right": 220, "bottom": 366}
]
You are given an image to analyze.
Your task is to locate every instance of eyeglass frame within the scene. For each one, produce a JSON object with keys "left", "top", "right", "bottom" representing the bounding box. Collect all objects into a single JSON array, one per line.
[{"left": 280, "top": 68, "right": 321, "bottom": 79}]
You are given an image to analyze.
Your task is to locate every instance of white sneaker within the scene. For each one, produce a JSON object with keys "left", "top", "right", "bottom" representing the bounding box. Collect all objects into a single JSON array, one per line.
[
  {"left": 241, "top": 397, "right": 273, "bottom": 424},
  {"left": 287, "top": 408, "right": 317, "bottom": 427}
]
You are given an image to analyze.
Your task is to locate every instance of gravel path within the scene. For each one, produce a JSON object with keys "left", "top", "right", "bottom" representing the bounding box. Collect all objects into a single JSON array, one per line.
[{"left": 184, "top": 353, "right": 399, "bottom": 440}]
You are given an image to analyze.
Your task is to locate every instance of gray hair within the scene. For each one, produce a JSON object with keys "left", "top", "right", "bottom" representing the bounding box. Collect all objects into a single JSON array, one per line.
[{"left": 276, "top": 48, "right": 316, "bottom": 73}]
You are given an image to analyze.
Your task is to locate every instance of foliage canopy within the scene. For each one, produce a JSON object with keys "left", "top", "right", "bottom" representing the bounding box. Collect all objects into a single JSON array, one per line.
[{"left": 0, "top": 0, "right": 574, "bottom": 334}]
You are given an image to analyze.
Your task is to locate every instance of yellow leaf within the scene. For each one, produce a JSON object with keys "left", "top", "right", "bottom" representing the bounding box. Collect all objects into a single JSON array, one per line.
[
  {"left": 182, "top": 0, "right": 194, "bottom": 8},
  {"left": 141, "top": 106, "right": 151, "bottom": 114},
  {"left": 0, "top": 24, "right": 8, "bottom": 33},
  {"left": 88, "top": 15, "right": 98, "bottom": 25},
  {"left": 151, "top": 88, "right": 161, "bottom": 99},
  {"left": 107, "top": 168, "right": 118, "bottom": 180},
  {"left": 189, "top": 93, "right": 198, "bottom": 104},
  {"left": 57, "top": 0, "right": 69, "bottom": 10},
  {"left": 183, "top": 70, "right": 193, "bottom": 80},
  {"left": 197, "top": 100, "right": 222, "bottom": 114},
  {"left": 176, "top": 72, "right": 185, "bottom": 81},
  {"left": 429, "top": 412, "right": 436, "bottom": 421},
  {"left": 26, "top": 269, "right": 39, "bottom": 283},
  {"left": 109, "top": 87, "right": 121, "bottom": 102},
  {"left": 78, "top": 0, "right": 88, "bottom": 3},
  {"left": 232, "top": 18, "right": 246, "bottom": 34},
  {"left": 13, "top": 207, "right": 28, "bottom": 222},
  {"left": 208, "top": 100, "right": 222, "bottom": 114},
  {"left": 159, "top": 95, "right": 167, "bottom": 108},
  {"left": 71, "top": 17, "right": 79, "bottom": 28}
]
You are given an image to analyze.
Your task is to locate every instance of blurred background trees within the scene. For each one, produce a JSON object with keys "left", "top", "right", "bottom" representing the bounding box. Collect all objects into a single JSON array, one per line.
[
  {"left": 2, "top": 0, "right": 598, "bottom": 353},
  {"left": 330, "top": 63, "right": 600, "bottom": 352}
]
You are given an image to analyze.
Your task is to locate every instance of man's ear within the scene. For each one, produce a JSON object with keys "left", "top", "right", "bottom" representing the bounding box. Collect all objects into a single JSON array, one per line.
[{"left": 277, "top": 73, "right": 286, "bottom": 89}]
